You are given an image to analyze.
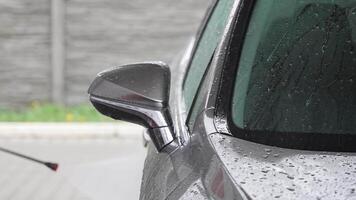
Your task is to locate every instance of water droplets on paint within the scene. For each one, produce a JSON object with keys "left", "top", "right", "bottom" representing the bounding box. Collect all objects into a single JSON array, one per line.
[
  {"left": 262, "top": 154, "right": 269, "bottom": 159},
  {"left": 265, "top": 148, "right": 272, "bottom": 153}
]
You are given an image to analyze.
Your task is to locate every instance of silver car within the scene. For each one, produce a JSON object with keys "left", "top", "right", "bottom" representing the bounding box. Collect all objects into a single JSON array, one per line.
[{"left": 89, "top": 0, "right": 356, "bottom": 199}]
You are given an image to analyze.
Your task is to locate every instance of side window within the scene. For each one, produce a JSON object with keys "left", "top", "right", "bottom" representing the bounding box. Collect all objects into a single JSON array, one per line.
[
  {"left": 187, "top": 56, "right": 213, "bottom": 130},
  {"left": 183, "top": 0, "right": 234, "bottom": 113}
]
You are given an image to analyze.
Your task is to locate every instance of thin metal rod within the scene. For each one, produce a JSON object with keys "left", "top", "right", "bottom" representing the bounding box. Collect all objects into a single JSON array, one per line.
[
  {"left": 0, "top": 147, "right": 59, "bottom": 171},
  {"left": 0, "top": 147, "right": 44, "bottom": 164}
]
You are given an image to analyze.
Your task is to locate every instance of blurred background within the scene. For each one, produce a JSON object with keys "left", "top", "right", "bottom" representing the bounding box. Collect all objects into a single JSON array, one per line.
[{"left": 0, "top": 0, "right": 210, "bottom": 199}]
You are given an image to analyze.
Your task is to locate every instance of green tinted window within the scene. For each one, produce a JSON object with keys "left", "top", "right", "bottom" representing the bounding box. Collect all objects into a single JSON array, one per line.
[
  {"left": 183, "top": 0, "right": 234, "bottom": 111},
  {"left": 232, "top": 0, "right": 356, "bottom": 134}
]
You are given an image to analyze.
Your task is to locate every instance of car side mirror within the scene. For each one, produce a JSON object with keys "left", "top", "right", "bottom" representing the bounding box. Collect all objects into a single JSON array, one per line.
[{"left": 88, "top": 62, "right": 175, "bottom": 152}]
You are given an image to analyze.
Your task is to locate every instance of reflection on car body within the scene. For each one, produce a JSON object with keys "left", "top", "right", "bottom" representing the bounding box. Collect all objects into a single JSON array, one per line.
[{"left": 89, "top": 0, "right": 356, "bottom": 199}]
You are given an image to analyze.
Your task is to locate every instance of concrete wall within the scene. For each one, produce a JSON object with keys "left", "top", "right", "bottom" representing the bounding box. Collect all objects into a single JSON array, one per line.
[
  {"left": 0, "top": 0, "right": 51, "bottom": 107},
  {"left": 0, "top": 0, "right": 210, "bottom": 108}
]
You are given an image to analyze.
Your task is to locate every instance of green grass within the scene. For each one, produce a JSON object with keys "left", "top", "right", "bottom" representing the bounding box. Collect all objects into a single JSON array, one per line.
[{"left": 0, "top": 103, "right": 113, "bottom": 122}]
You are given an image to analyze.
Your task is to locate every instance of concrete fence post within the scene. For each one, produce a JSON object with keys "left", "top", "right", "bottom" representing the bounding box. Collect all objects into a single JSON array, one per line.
[{"left": 51, "top": 0, "right": 65, "bottom": 105}]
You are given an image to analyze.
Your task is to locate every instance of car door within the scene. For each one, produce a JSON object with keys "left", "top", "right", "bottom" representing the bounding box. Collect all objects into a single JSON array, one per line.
[{"left": 139, "top": 0, "right": 236, "bottom": 199}]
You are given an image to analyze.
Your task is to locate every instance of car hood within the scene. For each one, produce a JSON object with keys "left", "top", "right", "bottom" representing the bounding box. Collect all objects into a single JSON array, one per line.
[{"left": 209, "top": 133, "right": 356, "bottom": 200}]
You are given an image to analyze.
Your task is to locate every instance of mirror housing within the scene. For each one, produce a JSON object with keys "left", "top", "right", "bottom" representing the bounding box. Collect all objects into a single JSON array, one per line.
[{"left": 88, "top": 62, "right": 175, "bottom": 152}]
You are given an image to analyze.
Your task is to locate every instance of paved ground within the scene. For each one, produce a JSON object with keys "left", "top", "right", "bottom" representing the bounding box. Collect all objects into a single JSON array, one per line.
[{"left": 0, "top": 138, "right": 147, "bottom": 200}]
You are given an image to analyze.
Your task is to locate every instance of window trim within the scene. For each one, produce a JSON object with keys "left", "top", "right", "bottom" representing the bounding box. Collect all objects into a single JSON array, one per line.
[{"left": 215, "top": 0, "right": 356, "bottom": 152}]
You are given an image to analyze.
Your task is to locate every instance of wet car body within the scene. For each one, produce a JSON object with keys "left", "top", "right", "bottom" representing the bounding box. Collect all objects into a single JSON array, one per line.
[
  {"left": 89, "top": 0, "right": 356, "bottom": 199},
  {"left": 140, "top": 0, "right": 356, "bottom": 199}
]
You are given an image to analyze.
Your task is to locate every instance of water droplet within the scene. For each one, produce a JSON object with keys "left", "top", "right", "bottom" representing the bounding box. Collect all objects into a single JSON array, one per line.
[
  {"left": 352, "top": 9, "right": 356, "bottom": 15},
  {"left": 305, "top": 99, "right": 311, "bottom": 107},
  {"left": 265, "top": 148, "right": 272, "bottom": 152},
  {"left": 279, "top": 171, "right": 288, "bottom": 175}
]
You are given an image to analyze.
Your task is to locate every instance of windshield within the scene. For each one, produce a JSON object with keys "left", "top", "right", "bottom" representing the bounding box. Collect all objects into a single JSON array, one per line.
[{"left": 232, "top": 0, "right": 356, "bottom": 135}]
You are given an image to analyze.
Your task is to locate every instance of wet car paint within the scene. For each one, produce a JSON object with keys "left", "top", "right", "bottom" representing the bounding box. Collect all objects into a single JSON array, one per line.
[
  {"left": 210, "top": 133, "right": 356, "bottom": 199},
  {"left": 140, "top": 108, "right": 248, "bottom": 200},
  {"left": 137, "top": 0, "right": 356, "bottom": 199},
  {"left": 139, "top": 0, "right": 249, "bottom": 199}
]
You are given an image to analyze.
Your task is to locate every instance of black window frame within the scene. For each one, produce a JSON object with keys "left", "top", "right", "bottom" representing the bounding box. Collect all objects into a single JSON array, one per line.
[{"left": 215, "top": 0, "right": 356, "bottom": 152}]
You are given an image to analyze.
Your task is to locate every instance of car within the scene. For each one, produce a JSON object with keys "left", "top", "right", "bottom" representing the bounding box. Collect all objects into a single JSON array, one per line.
[{"left": 88, "top": 0, "right": 356, "bottom": 199}]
